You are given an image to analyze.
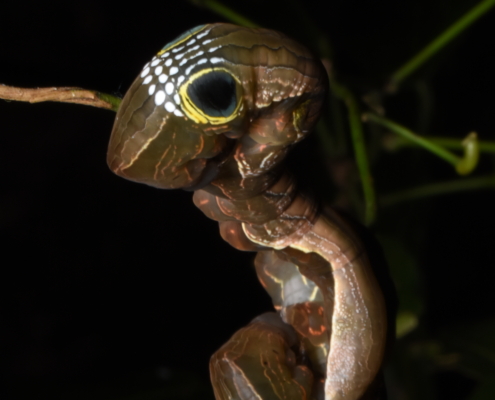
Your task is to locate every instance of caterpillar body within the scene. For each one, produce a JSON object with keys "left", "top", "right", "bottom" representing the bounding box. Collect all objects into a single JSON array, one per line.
[{"left": 107, "top": 23, "right": 387, "bottom": 400}]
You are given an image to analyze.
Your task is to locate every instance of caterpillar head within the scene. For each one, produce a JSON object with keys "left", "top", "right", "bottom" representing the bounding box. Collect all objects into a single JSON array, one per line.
[{"left": 107, "top": 23, "right": 327, "bottom": 190}]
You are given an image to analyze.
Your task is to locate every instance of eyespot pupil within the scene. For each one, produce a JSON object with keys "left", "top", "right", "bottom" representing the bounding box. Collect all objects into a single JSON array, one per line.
[{"left": 187, "top": 71, "right": 237, "bottom": 117}]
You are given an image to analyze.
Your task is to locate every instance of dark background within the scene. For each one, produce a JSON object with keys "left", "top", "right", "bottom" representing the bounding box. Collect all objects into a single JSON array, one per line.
[{"left": 1, "top": 1, "right": 495, "bottom": 399}]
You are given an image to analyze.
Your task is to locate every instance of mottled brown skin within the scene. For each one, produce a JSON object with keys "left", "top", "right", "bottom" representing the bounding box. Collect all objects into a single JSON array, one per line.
[{"left": 107, "top": 23, "right": 387, "bottom": 400}]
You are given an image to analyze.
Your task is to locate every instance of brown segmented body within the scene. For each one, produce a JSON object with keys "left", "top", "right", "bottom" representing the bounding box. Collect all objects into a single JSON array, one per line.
[{"left": 107, "top": 23, "right": 387, "bottom": 400}]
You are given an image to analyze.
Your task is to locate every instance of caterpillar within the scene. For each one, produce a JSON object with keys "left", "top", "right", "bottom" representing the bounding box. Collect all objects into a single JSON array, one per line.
[{"left": 107, "top": 23, "right": 387, "bottom": 400}]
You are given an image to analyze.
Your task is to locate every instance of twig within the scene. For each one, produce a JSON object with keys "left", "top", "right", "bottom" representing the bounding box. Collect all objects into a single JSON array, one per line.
[{"left": 0, "top": 84, "right": 121, "bottom": 112}]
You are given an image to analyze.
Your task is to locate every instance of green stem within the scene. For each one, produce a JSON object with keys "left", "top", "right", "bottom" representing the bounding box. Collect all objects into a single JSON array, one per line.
[
  {"left": 380, "top": 175, "right": 495, "bottom": 206},
  {"left": 388, "top": 0, "right": 495, "bottom": 90},
  {"left": 365, "top": 113, "right": 479, "bottom": 175},
  {"left": 385, "top": 135, "right": 495, "bottom": 154},
  {"left": 455, "top": 132, "right": 479, "bottom": 175},
  {"left": 331, "top": 79, "right": 376, "bottom": 225},
  {"left": 189, "top": 0, "right": 259, "bottom": 28},
  {"left": 97, "top": 92, "right": 121, "bottom": 112}
]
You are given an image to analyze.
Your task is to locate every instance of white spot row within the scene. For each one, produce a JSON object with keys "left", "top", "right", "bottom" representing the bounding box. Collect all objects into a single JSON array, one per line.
[
  {"left": 154, "top": 93, "right": 179, "bottom": 115},
  {"left": 196, "top": 29, "right": 211, "bottom": 39},
  {"left": 165, "top": 102, "right": 176, "bottom": 112},
  {"left": 175, "top": 44, "right": 200, "bottom": 61},
  {"left": 210, "top": 57, "right": 225, "bottom": 64},
  {"left": 153, "top": 88, "right": 183, "bottom": 117},
  {"left": 165, "top": 82, "right": 174, "bottom": 95},
  {"left": 140, "top": 67, "right": 150, "bottom": 78},
  {"left": 155, "top": 90, "right": 165, "bottom": 105}
]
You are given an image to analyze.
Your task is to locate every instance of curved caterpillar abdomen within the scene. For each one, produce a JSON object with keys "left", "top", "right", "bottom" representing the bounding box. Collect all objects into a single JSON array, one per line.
[{"left": 107, "top": 23, "right": 387, "bottom": 400}]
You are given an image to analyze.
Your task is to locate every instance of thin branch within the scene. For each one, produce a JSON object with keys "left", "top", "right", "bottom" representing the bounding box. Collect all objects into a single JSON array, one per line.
[
  {"left": 364, "top": 113, "right": 480, "bottom": 175},
  {"left": 387, "top": 0, "right": 495, "bottom": 91},
  {"left": 0, "top": 84, "right": 121, "bottom": 112}
]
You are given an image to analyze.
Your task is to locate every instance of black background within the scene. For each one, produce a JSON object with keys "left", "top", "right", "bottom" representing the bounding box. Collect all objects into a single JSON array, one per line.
[{"left": 1, "top": 1, "right": 495, "bottom": 399}]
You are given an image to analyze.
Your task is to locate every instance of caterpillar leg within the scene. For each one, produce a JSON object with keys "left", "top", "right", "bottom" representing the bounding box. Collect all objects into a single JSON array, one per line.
[{"left": 210, "top": 312, "right": 318, "bottom": 400}]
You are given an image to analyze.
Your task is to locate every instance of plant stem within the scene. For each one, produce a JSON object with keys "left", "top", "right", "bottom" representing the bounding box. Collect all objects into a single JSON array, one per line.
[
  {"left": 330, "top": 79, "right": 376, "bottom": 225},
  {"left": 386, "top": 135, "right": 495, "bottom": 154},
  {"left": 388, "top": 0, "right": 495, "bottom": 90},
  {"left": 0, "top": 84, "right": 121, "bottom": 111},
  {"left": 96, "top": 92, "right": 121, "bottom": 112},
  {"left": 364, "top": 113, "right": 479, "bottom": 175}
]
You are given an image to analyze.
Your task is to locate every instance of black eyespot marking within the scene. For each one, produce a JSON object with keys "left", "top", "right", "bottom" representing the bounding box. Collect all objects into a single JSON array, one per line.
[{"left": 187, "top": 71, "right": 237, "bottom": 117}]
